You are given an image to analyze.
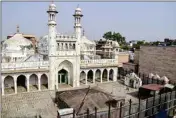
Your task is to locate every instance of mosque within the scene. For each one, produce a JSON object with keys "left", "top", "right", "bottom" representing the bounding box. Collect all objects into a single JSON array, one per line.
[{"left": 1, "top": 3, "right": 122, "bottom": 96}]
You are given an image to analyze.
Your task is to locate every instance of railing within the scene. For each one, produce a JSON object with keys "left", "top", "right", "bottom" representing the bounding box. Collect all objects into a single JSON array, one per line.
[
  {"left": 58, "top": 91, "right": 176, "bottom": 118},
  {"left": 80, "top": 59, "right": 118, "bottom": 67},
  {"left": 1, "top": 61, "right": 49, "bottom": 71}
]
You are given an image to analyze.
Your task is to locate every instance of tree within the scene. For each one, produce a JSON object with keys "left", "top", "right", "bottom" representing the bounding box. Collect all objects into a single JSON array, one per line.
[{"left": 103, "top": 31, "right": 126, "bottom": 45}]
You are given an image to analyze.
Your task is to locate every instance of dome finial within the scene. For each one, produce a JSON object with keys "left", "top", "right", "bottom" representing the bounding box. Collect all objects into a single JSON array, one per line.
[
  {"left": 77, "top": 4, "right": 79, "bottom": 8},
  {"left": 17, "top": 25, "right": 19, "bottom": 33}
]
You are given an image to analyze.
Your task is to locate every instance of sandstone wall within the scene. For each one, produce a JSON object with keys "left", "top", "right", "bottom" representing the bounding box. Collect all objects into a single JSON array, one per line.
[{"left": 139, "top": 46, "right": 176, "bottom": 83}]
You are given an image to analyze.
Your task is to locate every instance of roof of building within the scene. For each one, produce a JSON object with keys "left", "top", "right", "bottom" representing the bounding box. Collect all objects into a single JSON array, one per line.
[
  {"left": 140, "top": 84, "right": 164, "bottom": 91},
  {"left": 81, "top": 36, "right": 96, "bottom": 45},
  {"left": 3, "top": 33, "right": 32, "bottom": 46},
  {"left": 57, "top": 87, "right": 124, "bottom": 114}
]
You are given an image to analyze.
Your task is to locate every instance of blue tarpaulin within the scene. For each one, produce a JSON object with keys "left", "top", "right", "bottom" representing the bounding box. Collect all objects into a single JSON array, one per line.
[{"left": 155, "top": 109, "right": 167, "bottom": 118}]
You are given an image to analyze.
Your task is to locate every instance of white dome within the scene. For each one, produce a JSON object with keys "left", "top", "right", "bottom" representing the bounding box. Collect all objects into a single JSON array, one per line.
[
  {"left": 81, "top": 36, "right": 96, "bottom": 45},
  {"left": 49, "top": 3, "right": 56, "bottom": 8},
  {"left": 3, "top": 33, "right": 32, "bottom": 47},
  {"left": 111, "top": 40, "right": 119, "bottom": 48}
]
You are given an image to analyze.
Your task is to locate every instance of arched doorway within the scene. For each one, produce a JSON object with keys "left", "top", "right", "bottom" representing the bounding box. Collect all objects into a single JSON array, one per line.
[
  {"left": 80, "top": 71, "right": 86, "bottom": 84},
  {"left": 109, "top": 69, "right": 114, "bottom": 81},
  {"left": 58, "top": 69, "right": 68, "bottom": 84},
  {"left": 29, "top": 74, "right": 38, "bottom": 91},
  {"left": 102, "top": 69, "right": 108, "bottom": 82},
  {"left": 4, "top": 76, "right": 14, "bottom": 94},
  {"left": 58, "top": 60, "right": 73, "bottom": 86},
  {"left": 95, "top": 69, "right": 101, "bottom": 82},
  {"left": 41, "top": 74, "right": 48, "bottom": 90},
  {"left": 87, "top": 70, "right": 93, "bottom": 83},
  {"left": 17, "top": 75, "right": 27, "bottom": 93}
]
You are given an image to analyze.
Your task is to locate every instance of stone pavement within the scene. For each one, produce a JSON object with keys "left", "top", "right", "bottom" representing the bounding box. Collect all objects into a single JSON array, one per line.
[
  {"left": 2, "top": 90, "right": 57, "bottom": 118},
  {"left": 95, "top": 81, "right": 139, "bottom": 103}
]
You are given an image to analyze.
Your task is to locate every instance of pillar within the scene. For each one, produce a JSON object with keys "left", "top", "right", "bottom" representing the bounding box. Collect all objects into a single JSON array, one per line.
[
  {"left": 26, "top": 75, "right": 30, "bottom": 92},
  {"left": 2, "top": 77, "right": 4, "bottom": 95},
  {"left": 107, "top": 69, "right": 110, "bottom": 82},
  {"left": 113, "top": 68, "right": 117, "bottom": 82},
  {"left": 14, "top": 75, "right": 17, "bottom": 94},
  {"left": 100, "top": 70, "right": 103, "bottom": 83},
  {"left": 38, "top": 74, "right": 41, "bottom": 91}
]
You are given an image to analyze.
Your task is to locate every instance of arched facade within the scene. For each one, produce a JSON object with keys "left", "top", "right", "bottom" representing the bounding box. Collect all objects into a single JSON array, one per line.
[
  {"left": 56, "top": 60, "right": 73, "bottom": 87},
  {"left": 79, "top": 68, "right": 117, "bottom": 85}
]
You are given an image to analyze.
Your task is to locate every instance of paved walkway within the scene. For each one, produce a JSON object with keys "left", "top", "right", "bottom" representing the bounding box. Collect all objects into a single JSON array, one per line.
[{"left": 2, "top": 90, "right": 57, "bottom": 118}]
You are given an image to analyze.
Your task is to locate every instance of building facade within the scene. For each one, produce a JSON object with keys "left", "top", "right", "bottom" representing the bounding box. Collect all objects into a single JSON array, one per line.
[{"left": 1, "top": 3, "right": 125, "bottom": 95}]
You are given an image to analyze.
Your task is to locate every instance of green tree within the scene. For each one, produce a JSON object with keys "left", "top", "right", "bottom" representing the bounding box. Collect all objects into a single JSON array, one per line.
[{"left": 103, "top": 31, "right": 126, "bottom": 45}]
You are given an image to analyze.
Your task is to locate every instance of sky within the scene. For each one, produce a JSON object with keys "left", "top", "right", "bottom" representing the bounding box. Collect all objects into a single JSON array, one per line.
[{"left": 2, "top": 2, "right": 176, "bottom": 42}]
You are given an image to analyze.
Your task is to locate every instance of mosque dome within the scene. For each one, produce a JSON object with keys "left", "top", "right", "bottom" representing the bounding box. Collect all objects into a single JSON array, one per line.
[
  {"left": 112, "top": 41, "right": 120, "bottom": 48},
  {"left": 81, "top": 36, "right": 96, "bottom": 45},
  {"left": 3, "top": 33, "right": 33, "bottom": 51},
  {"left": 49, "top": 3, "right": 56, "bottom": 8}
]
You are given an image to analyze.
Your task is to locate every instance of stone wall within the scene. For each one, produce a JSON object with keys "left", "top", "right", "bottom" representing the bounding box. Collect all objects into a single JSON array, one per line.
[{"left": 139, "top": 46, "right": 176, "bottom": 83}]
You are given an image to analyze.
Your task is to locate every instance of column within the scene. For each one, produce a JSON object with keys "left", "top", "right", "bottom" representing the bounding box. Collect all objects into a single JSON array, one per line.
[
  {"left": 113, "top": 68, "right": 117, "bottom": 82},
  {"left": 107, "top": 69, "right": 110, "bottom": 82},
  {"left": 14, "top": 76, "right": 17, "bottom": 94},
  {"left": 100, "top": 70, "right": 103, "bottom": 83},
  {"left": 85, "top": 71, "right": 88, "bottom": 85},
  {"left": 68, "top": 43, "right": 70, "bottom": 50},
  {"left": 26, "top": 75, "right": 30, "bottom": 92},
  {"left": 2, "top": 77, "right": 4, "bottom": 96},
  {"left": 93, "top": 70, "right": 95, "bottom": 84},
  {"left": 38, "top": 74, "right": 41, "bottom": 91}
]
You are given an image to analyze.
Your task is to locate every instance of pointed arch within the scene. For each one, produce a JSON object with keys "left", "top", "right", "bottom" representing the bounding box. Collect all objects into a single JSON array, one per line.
[
  {"left": 87, "top": 70, "right": 93, "bottom": 83},
  {"left": 41, "top": 74, "right": 48, "bottom": 89},
  {"left": 29, "top": 74, "right": 38, "bottom": 91},
  {"left": 109, "top": 69, "right": 114, "bottom": 81},
  {"left": 95, "top": 69, "right": 101, "bottom": 82},
  {"left": 17, "top": 75, "right": 27, "bottom": 93},
  {"left": 4, "top": 75, "right": 14, "bottom": 94},
  {"left": 80, "top": 71, "right": 86, "bottom": 84},
  {"left": 102, "top": 69, "right": 108, "bottom": 82}
]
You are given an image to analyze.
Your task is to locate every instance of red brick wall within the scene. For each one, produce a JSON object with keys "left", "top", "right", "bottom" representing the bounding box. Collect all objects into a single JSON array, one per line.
[{"left": 139, "top": 46, "right": 176, "bottom": 83}]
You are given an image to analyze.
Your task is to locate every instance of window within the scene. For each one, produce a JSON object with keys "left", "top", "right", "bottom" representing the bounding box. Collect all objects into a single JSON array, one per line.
[{"left": 73, "top": 44, "right": 75, "bottom": 49}]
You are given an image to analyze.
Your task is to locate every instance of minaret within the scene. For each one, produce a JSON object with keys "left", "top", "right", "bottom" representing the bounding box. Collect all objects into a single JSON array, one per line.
[
  {"left": 73, "top": 5, "right": 83, "bottom": 41},
  {"left": 47, "top": 2, "right": 58, "bottom": 90}
]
